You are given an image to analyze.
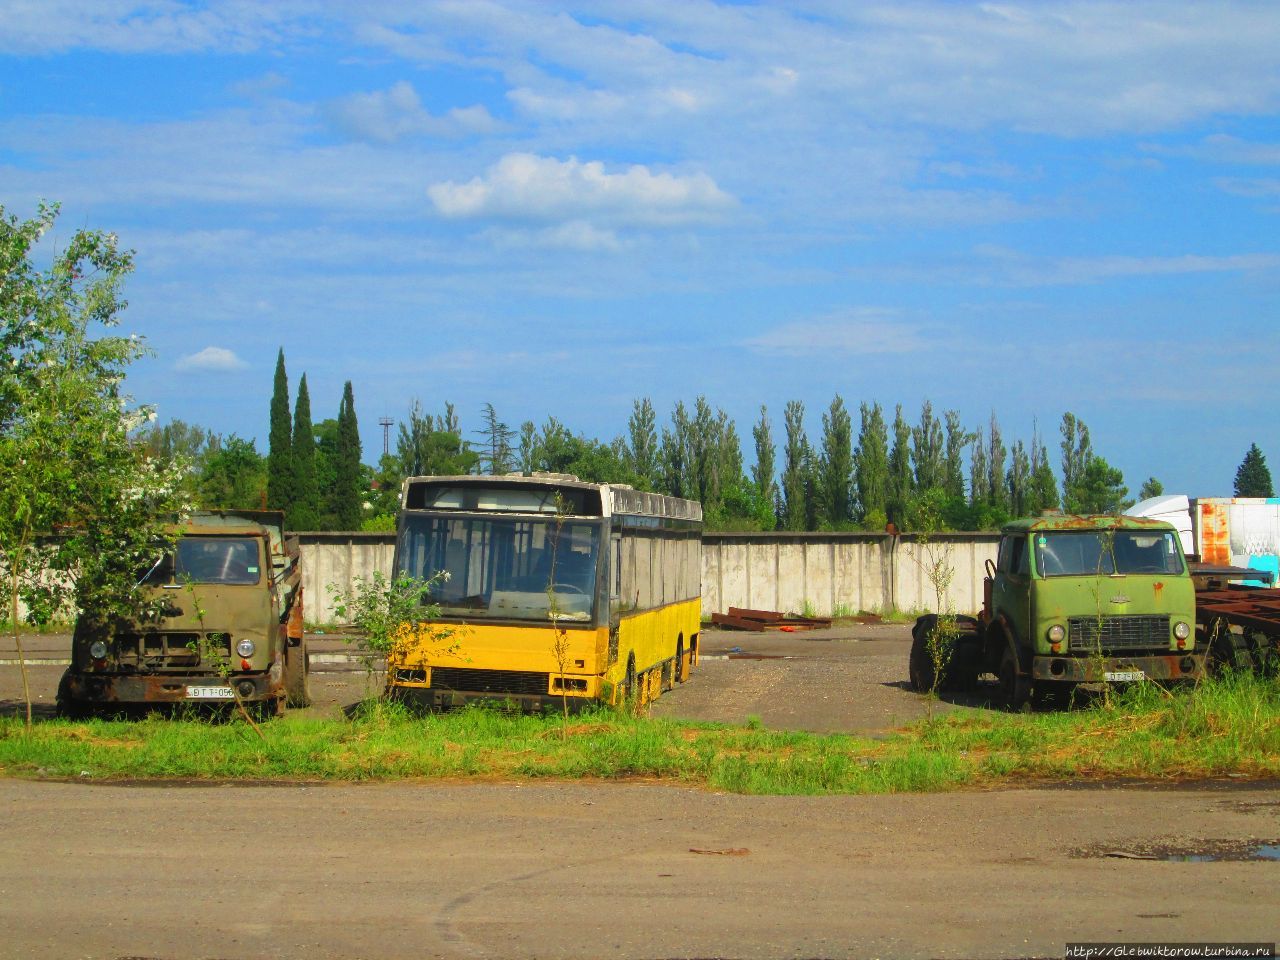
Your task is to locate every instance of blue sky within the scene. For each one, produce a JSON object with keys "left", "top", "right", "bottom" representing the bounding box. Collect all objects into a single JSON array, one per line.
[{"left": 2, "top": 1, "right": 1278, "bottom": 496}]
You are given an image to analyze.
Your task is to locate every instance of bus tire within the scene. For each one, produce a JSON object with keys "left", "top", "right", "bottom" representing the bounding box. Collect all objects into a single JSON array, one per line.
[{"left": 675, "top": 638, "right": 686, "bottom": 683}]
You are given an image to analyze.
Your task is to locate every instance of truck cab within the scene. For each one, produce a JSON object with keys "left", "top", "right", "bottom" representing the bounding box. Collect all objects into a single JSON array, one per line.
[
  {"left": 57, "top": 511, "right": 309, "bottom": 716},
  {"left": 911, "top": 514, "right": 1203, "bottom": 708}
]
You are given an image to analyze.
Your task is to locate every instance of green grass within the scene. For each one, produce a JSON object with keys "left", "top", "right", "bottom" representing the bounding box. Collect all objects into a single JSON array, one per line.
[{"left": 2, "top": 673, "right": 1277, "bottom": 794}]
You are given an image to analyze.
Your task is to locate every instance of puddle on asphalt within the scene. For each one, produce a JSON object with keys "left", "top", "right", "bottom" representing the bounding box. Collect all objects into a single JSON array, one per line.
[{"left": 1076, "top": 839, "right": 1280, "bottom": 862}]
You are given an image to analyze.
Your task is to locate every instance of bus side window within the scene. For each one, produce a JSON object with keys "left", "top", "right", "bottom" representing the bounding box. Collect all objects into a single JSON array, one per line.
[{"left": 611, "top": 535, "right": 621, "bottom": 599}]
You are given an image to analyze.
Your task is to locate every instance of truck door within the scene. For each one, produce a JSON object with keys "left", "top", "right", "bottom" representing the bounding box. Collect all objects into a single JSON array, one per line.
[{"left": 992, "top": 534, "right": 1032, "bottom": 648}]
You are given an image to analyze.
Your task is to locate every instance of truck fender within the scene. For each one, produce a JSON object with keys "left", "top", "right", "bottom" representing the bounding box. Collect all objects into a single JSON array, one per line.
[{"left": 985, "top": 618, "right": 1030, "bottom": 675}]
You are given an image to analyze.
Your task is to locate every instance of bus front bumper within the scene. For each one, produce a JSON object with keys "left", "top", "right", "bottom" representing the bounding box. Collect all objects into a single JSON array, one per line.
[{"left": 388, "top": 685, "right": 595, "bottom": 713}]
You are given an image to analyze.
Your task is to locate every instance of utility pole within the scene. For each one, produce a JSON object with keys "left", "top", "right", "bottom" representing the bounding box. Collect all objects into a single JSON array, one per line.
[{"left": 379, "top": 417, "right": 393, "bottom": 458}]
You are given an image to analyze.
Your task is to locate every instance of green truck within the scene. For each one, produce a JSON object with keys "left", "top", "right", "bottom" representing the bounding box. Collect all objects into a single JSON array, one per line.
[
  {"left": 910, "top": 514, "right": 1203, "bottom": 708},
  {"left": 57, "top": 510, "right": 310, "bottom": 716}
]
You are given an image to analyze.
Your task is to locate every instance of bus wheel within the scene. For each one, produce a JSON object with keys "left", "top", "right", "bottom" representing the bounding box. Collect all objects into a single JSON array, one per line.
[{"left": 675, "top": 638, "right": 686, "bottom": 683}]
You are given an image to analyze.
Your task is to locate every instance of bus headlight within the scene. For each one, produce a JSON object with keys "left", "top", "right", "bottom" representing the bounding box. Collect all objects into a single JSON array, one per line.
[
  {"left": 1173, "top": 621, "right": 1190, "bottom": 641},
  {"left": 1046, "top": 624, "right": 1065, "bottom": 643},
  {"left": 89, "top": 640, "right": 108, "bottom": 660},
  {"left": 236, "top": 638, "right": 257, "bottom": 658}
]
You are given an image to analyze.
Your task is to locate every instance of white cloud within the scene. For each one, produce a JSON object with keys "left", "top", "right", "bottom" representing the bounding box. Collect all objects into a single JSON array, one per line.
[
  {"left": 324, "top": 81, "right": 497, "bottom": 143},
  {"left": 744, "top": 309, "right": 932, "bottom": 357},
  {"left": 175, "top": 346, "right": 249, "bottom": 371},
  {"left": 483, "top": 220, "right": 624, "bottom": 252},
  {"left": 427, "top": 153, "right": 735, "bottom": 226}
]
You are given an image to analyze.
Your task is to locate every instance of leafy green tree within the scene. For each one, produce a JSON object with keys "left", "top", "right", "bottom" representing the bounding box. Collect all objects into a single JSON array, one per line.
[
  {"left": 288, "top": 373, "right": 319, "bottom": 530},
  {"left": 517, "top": 421, "right": 537, "bottom": 472},
  {"left": 311, "top": 417, "right": 340, "bottom": 526},
  {"left": 199, "top": 435, "right": 267, "bottom": 510},
  {"left": 1073, "top": 456, "right": 1132, "bottom": 514},
  {"left": 476, "top": 401, "right": 514, "bottom": 476},
  {"left": 659, "top": 401, "right": 692, "bottom": 498},
  {"left": 397, "top": 400, "right": 479, "bottom": 478},
  {"left": 1233, "top": 444, "right": 1274, "bottom": 497},
  {"left": 1007, "top": 439, "right": 1030, "bottom": 517},
  {"left": 266, "top": 348, "right": 293, "bottom": 513},
  {"left": 627, "top": 398, "right": 660, "bottom": 488},
  {"left": 1027, "top": 435, "right": 1059, "bottom": 514},
  {"left": 855, "top": 401, "right": 889, "bottom": 528},
  {"left": 886, "top": 405, "right": 912, "bottom": 528},
  {"left": 1138, "top": 476, "right": 1164, "bottom": 501},
  {"left": 911, "top": 400, "right": 944, "bottom": 493},
  {"left": 751, "top": 405, "right": 777, "bottom": 523},
  {"left": 969, "top": 426, "right": 989, "bottom": 507},
  {"left": 818, "top": 394, "right": 854, "bottom": 528},
  {"left": 1059, "top": 412, "right": 1092, "bottom": 512},
  {"left": 780, "top": 400, "right": 813, "bottom": 530},
  {"left": 334, "top": 381, "right": 363, "bottom": 528},
  {"left": 0, "top": 202, "right": 190, "bottom": 726},
  {"left": 942, "top": 409, "right": 971, "bottom": 502},
  {"left": 525, "top": 417, "right": 636, "bottom": 484},
  {"left": 986, "top": 412, "right": 1008, "bottom": 513}
]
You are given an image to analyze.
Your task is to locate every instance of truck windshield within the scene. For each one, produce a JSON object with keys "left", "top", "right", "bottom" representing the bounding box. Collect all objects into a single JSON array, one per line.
[
  {"left": 398, "top": 515, "right": 601, "bottom": 622},
  {"left": 1034, "top": 530, "right": 1184, "bottom": 577},
  {"left": 141, "top": 537, "right": 262, "bottom": 585}
]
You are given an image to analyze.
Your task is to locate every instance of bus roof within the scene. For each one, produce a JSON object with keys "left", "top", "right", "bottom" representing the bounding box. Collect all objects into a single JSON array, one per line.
[{"left": 402, "top": 474, "right": 703, "bottom": 523}]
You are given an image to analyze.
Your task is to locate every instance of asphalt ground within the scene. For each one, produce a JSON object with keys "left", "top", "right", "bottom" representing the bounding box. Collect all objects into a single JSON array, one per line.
[{"left": 0, "top": 622, "right": 953, "bottom": 732}]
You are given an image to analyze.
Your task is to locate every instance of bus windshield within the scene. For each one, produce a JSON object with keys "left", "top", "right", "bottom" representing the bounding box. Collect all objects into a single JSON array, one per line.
[
  {"left": 1034, "top": 530, "right": 1184, "bottom": 577},
  {"left": 398, "top": 514, "right": 601, "bottom": 622}
]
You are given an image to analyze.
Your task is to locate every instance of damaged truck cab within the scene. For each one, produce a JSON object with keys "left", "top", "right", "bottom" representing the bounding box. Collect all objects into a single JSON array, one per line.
[
  {"left": 57, "top": 511, "right": 310, "bottom": 716},
  {"left": 910, "top": 514, "right": 1203, "bottom": 709}
]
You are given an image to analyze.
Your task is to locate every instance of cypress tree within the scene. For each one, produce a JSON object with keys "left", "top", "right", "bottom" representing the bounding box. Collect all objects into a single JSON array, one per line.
[
  {"left": 289, "top": 373, "right": 319, "bottom": 530},
  {"left": 266, "top": 348, "right": 293, "bottom": 512},
  {"left": 1234, "top": 443, "right": 1275, "bottom": 497},
  {"left": 334, "top": 380, "right": 363, "bottom": 529}
]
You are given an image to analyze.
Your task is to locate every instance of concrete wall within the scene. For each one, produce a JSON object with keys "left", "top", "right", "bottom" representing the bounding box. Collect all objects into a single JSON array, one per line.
[{"left": 301, "top": 531, "right": 1001, "bottom": 623}]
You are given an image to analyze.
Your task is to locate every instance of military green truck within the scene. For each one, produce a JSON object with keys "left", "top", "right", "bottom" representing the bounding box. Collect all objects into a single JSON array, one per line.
[
  {"left": 57, "top": 511, "right": 310, "bottom": 716},
  {"left": 909, "top": 514, "right": 1203, "bottom": 709}
]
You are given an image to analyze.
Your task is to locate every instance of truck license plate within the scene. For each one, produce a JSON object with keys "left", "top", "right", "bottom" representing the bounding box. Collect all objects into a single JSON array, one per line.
[
  {"left": 186, "top": 685, "right": 234, "bottom": 699},
  {"left": 1104, "top": 670, "right": 1144, "bottom": 683}
]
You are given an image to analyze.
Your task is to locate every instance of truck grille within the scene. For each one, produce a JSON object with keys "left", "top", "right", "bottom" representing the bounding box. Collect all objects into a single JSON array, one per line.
[
  {"left": 430, "top": 667, "right": 550, "bottom": 696},
  {"left": 1067, "top": 616, "right": 1170, "bottom": 653},
  {"left": 115, "top": 632, "right": 231, "bottom": 665}
]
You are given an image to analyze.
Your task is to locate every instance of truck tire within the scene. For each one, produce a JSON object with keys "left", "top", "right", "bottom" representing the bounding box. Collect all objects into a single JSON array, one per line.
[
  {"left": 908, "top": 616, "right": 941, "bottom": 692},
  {"left": 284, "top": 641, "right": 312, "bottom": 708},
  {"left": 998, "top": 647, "right": 1031, "bottom": 711}
]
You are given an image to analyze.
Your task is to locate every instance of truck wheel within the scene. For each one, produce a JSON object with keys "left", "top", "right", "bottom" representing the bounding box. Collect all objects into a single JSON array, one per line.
[
  {"left": 284, "top": 642, "right": 312, "bottom": 708},
  {"left": 997, "top": 647, "right": 1031, "bottom": 711}
]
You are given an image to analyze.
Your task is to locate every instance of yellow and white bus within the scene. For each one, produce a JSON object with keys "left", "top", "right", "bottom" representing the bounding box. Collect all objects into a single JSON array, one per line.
[{"left": 389, "top": 473, "right": 703, "bottom": 710}]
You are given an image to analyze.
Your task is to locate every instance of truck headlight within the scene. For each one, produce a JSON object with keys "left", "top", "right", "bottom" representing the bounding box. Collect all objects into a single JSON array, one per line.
[
  {"left": 1173, "top": 621, "right": 1190, "bottom": 641},
  {"left": 89, "top": 640, "right": 108, "bottom": 660},
  {"left": 1046, "top": 624, "right": 1065, "bottom": 643},
  {"left": 236, "top": 638, "right": 257, "bottom": 658}
]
